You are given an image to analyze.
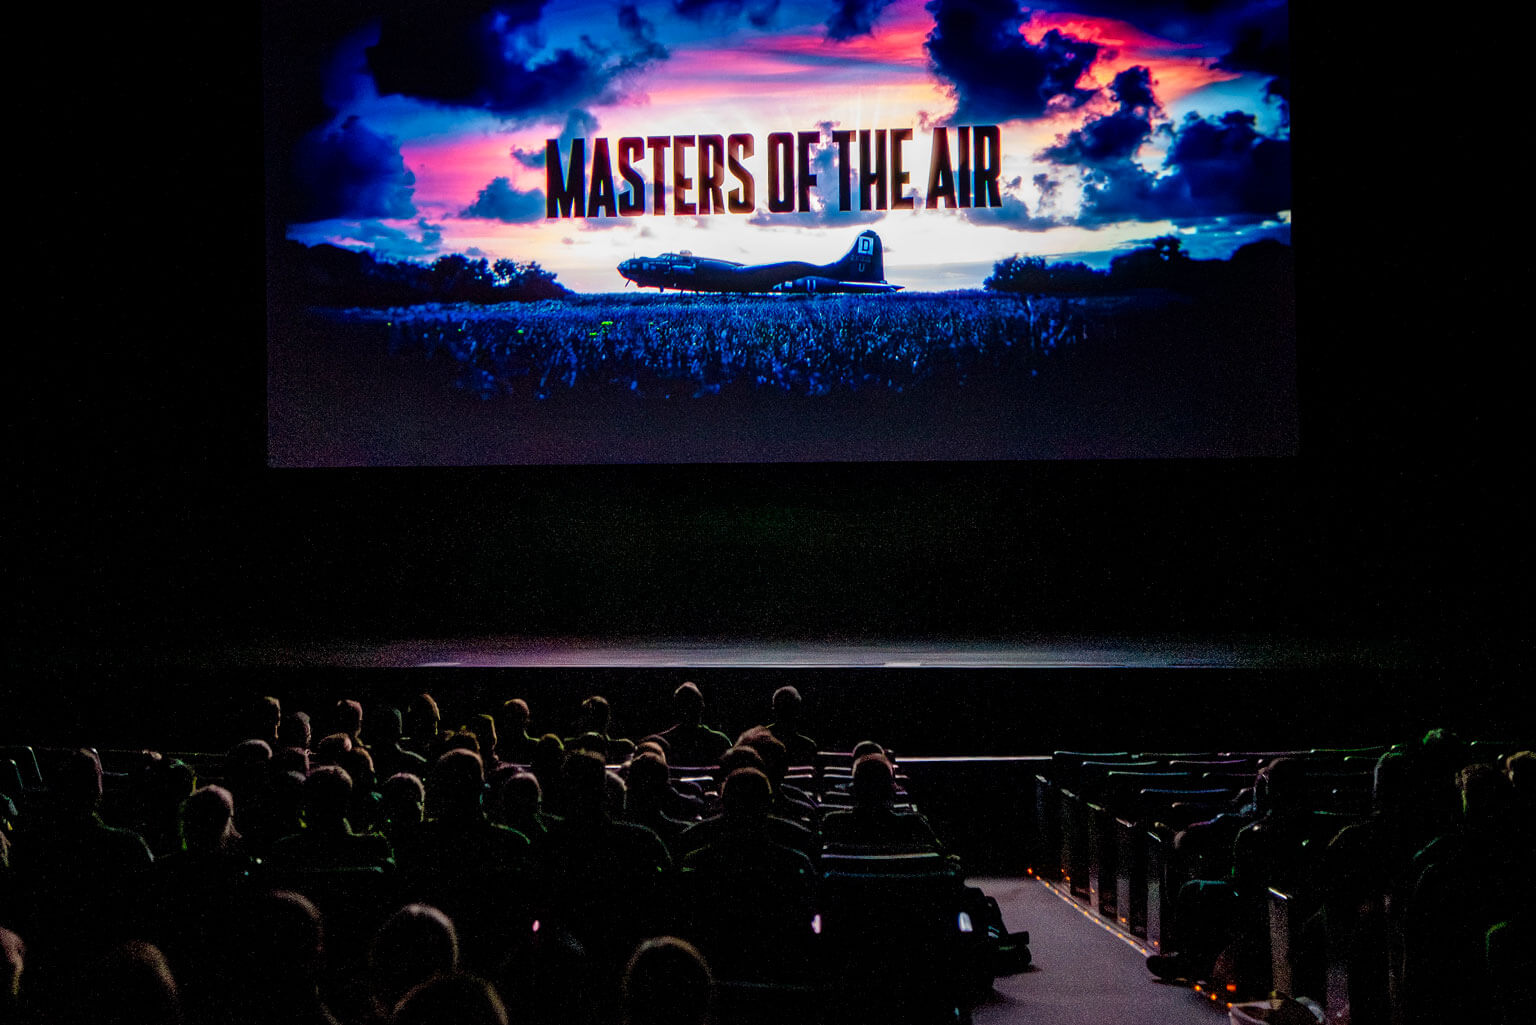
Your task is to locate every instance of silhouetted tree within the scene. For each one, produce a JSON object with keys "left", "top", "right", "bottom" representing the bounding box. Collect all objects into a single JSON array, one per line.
[
  {"left": 270, "top": 243, "right": 572, "bottom": 307},
  {"left": 985, "top": 256, "right": 1050, "bottom": 294},
  {"left": 1152, "top": 235, "right": 1188, "bottom": 263},
  {"left": 985, "top": 255, "right": 1106, "bottom": 295},
  {"left": 1110, "top": 235, "right": 1196, "bottom": 289}
]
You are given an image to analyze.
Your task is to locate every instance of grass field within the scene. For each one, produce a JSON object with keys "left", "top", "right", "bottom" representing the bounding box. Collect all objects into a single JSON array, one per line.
[{"left": 325, "top": 291, "right": 1092, "bottom": 400}]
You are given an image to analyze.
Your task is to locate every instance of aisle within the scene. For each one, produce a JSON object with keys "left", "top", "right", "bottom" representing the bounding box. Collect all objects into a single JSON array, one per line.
[{"left": 971, "top": 876, "right": 1231, "bottom": 1025}]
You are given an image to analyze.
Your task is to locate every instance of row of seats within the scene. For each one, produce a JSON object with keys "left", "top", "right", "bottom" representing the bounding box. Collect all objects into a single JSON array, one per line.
[
  {"left": 1035, "top": 747, "right": 1383, "bottom": 948},
  {"left": 1030, "top": 737, "right": 1528, "bottom": 1023}
]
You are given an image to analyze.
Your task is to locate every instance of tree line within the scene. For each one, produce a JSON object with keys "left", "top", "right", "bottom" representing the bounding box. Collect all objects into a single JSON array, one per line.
[
  {"left": 984, "top": 235, "right": 1292, "bottom": 296},
  {"left": 270, "top": 241, "right": 571, "bottom": 308},
  {"left": 268, "top": 234, "right": 1291, "bottom": 308}
]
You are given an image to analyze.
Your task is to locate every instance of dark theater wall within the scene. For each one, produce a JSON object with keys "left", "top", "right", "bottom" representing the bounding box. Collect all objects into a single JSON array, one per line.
[{"left": 13, "top": 344, "right": 1512, "bottom": 678}]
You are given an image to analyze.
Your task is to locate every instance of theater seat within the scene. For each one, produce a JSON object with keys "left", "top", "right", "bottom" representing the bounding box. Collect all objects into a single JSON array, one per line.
[{"left": 817, "top": 851, "right": 986, "bottom": 1023}]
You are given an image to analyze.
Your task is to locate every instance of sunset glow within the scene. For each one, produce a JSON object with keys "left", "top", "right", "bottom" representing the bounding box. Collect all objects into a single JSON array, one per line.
[{"left": 274, "top": 0, "right": 1292, "bottom": 291}]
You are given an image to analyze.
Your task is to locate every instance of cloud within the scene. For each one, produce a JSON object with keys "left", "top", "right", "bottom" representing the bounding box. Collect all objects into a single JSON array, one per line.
[
  {"left": 673, "top": 0, "right": 781, "bottom": 29},
  {"left": 1037, "top": 66, "right": 1158, "bottom": 166},
  {"left": 1040, "top": 1, "right": 1291, "bottom": 116},
  {"left": 1065, "top": 110, "right": 1291, "bottom": 225},
  {"left": 290, "top": 115, "right": 416, "bottom": 222},
  {"left": 579, "top": 216, "right": 645, "bottom": 232},
  {"left": 1029, "top": 59, "right": 1289, "bottom": 227},
  {"left": 1160, "top": 109, "right": 1289, "bottom": 212},
  {"left": 747, "top": 207, "right": 885, "bottom": 228},
  {"left": 1214, "top": 3, "right": 1290, "bottom": 114},
  {"left": 1034, "top": 174, "right": 1062, "bottom": 210},
  {"left": 619, "top": 1, "right": 670, "bottom": 62},
  {"left": 1108, "top": 64, "right": 1158, "bottom": 113},
  {"left": 1111, "top": 217, "right": 1292, "bottom": 260},
  {"left": 1039, "top": 109, "right": 1152, "bottom": 166},
  {"left": 365, "top": 1, "right": 668, "bottom": 117},
  {"left": 961, "top": 192, "right": 1056, "bottom": 230},
  {"left": 826, "top": 0, "right": 898, "bottom": 41},
  {"left": 962, "top": 172, "right": 1060, "bottom": 230},
  {"left": 513, "top": 109, "right": 601, "bottom": 169},
  {"left": 1020, "top": 2, "right": 1270, "bottom": 46},
  {"left": 924, "top": 0, "right": 1100, "bottom": 123},
  {"left": 460, "top": 176, "right": 546, "bottom": 223},
  {"left": 347, "top": 217, "right": 444, "bottom": 261},
  {"left": 417, "top": 218, "right": 444, "bottom": 249}
]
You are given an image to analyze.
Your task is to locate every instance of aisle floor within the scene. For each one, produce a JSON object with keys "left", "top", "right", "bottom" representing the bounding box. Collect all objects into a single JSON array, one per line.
[{"left": 972, "top": 876, "right": 1231, "bottom": 1025}]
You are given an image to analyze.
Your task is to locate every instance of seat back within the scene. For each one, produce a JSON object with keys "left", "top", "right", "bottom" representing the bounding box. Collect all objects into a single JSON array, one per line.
[{"left": 818, "top": 851, "right": 978, "bottom": 1020}]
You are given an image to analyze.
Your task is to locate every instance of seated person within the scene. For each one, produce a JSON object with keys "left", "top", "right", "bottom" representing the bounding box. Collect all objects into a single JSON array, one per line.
[
  {"left": 490, "top": 768, "right": 559, "bottom": 843},
  {"left": 1146, "top": 757, "right": 1334, "bottom": 991},
  {"left": 67, "top": 939, "right": 183, "bottom": 1025},
  {"left": 221, "top": 890, "right": 340, "bottom": 1025},
  {"left": 621, "top": 752, "right": 693, "bottom": 855},
  {"left": 2, "top": 927, "right": 27, "bottom": 1022},
  {"left": 676, "top": 747, "right": 817, "bottom": 864},
  {"left": 393, "top": 751, "right": 532, "bottom": 969},
  {"left": 563, "top": 695, "right": 635, "bottom": 763},
  {"left": 680, "top": 769, "right": 815, "bottom": 980},
  {"left": 632, "top": 740, "right": 706, "bottom": 821},
  {"left": 235, "top": 695, "right": 282, "bottom": 748},
  {"left": 529, "top": 734, "right": 568, "bottom": 815},
  {"left": 267, "top": 765, "right": 392, "bottom": 871},
  {"left": 376, "top": 772, "right": 426, "bottom": 852},
  {"left": 536, "top": 752, "right": 671, "bottom": 968},
  {"left": 451, "top": 714, "right": 505, "bottom": 773},
  {"left": 332, "top": 699, "right": 369, "bottom": 755},
  {"left": 682, "top": 768, "right": 814, "bottom": 882},
  {"left": 9, "top": 747, "right": 154, "bottom": 875},
  {"left": 224, "top": 739, "right": 284, "bottom": 855},
  {"left": 736, "top": 728, "right": 817, "bottom": 824},
  {"left": 402, "top": 693, "right": 443, "bottom": 759},
  {"left": 150, "top": 785, "right": 258, "bottom": 1016},
  {"left": 367, "top": 904, "right": 460, "bottom": 1022},
  {"left": 394, "top": 750, "right": 530, "bottom": 878},
  {"left": 656, "top": 683, "right": 732, "bottom": 769},
  {"left": 130, "top": 754, "right": 196, "bottom": 860},
  {"left": 278, "top": 710, "right": 312, "bottom": 752},
  {"left": 6, "top": 748, "right": 156, "bottom": 986},
  {"left": 365, "top": 705, "right": 428, "bottom": 782},
  {"left": 765, "top": 685, "right": 818, "bottom": 769},
  {"left": 1404, "top": 762, "right": 1530, "bottom": 1025},
  {"left": 623, "top": 937, "right": 713, "bottom": 1025},
  {"left": 159, "top": 784, "right": 250, "bottom": 870},
  {"left": 821, "top": 753, "right": 940, "bottom": 850},
  {"left": 393, "top": 972, "right": 508, "bottom": 1025},
  {"left": 495, "top": 699, "right": 541, "bottom": 765}
]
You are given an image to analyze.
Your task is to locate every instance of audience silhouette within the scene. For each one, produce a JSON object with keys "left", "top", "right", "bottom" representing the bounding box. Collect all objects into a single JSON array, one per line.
[
  {"left": 392, "top": 971, "right": 509, "bottom": 1025},
  {"left": 821, "top": 752, "right": 940, "bottom": 850},
  {"left": 495, "top": 699, "right": 541, "bottom": 765},
  {"left": 766, "top": 685, "right": 818, "bottom": 769},
  {"left": 621, "top": 936, "right": 713, "bottom": 1025},
  {"left": 13, "top": 688, "right": 1514, "bottom": 1025},
  {"left": 366, "top": 903, "right": 460, "bottom": 1021},
  {"left": 657, "top": 683, "right": 732, "bottom": 768},
  {"left": 270, "top": 764, "right": 393, "bottom": 872}
]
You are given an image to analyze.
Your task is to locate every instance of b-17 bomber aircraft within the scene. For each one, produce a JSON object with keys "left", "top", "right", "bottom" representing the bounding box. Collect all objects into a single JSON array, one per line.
[{"left": 617, "top": 230, "right": 901, "bottom": 294}]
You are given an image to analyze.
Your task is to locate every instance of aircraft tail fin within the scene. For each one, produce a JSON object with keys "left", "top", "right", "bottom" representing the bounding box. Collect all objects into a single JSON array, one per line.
[{"left": 826, "top": 230, "right": 886, "bottom": 283}]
